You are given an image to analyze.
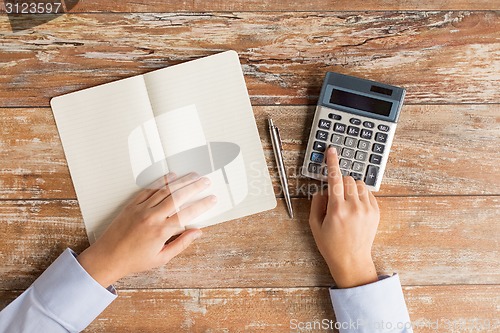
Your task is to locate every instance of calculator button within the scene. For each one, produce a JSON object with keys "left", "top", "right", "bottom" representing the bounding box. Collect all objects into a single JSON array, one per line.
[
  {"left": 365, "top": 165, "right": 379, "bottom": 186},
  {"left": 313, "top": 141, "right": 326, "bottom": 152},
  {"left": 355, "top": 151, "right": 368, "bottom": 161},
  {"left": 369, "top": 154, "right": 382, "bottom": 165},
  {"left": 363, "top": 121, "right": 375, "bottom": 128},
  {"left": 350, "top": 172, "right": 363, "bottom": 181},
  {"left": 316, "top": 130, "right": 328, "bottom": 141},
  {"left": 347, "top": 126, "right": 360, "bottom": 137},
  {"left": 352, "top": 162, "right": 365, "bottom": 173},
  {"left": 378, "top": 124, "right": 390, "bottom": 132},
  {"left": 372, "top": 143, "right": 385, "bottom": 154},
  {"left": 357, "top": 140, "right": 370, "bottom": 151},
  {"left": 308, "top": 163, "right": 322, "bottom": 174},
  {"left": 318, "top": 119, "right": 332, "bottom": 130},
  {"left": 360, "top": 129, "right": 373, "bottom": 139},
  {"left": 375, "top": 132, "right": 388, "bottom": 143},
  {"left": 339, "top": 159, "right": 352, "bottom": 169},
  {"left": 344, "top": 137, "right": 357, "bottom": 148},
  {"left": 341, "top": 148, "right": 355, "bottom": 158},
  {"left": 329, "top": 145, "right": 342, "bottom": 155},
  {"left": 349, "top": 118, "right": 361, "bottom": 125},
  {"left": 333, "top": 123, "right": 346, "bottom": 133},
  {"left": 328, "top": 113, "right": 342, "bottom": 120},
  {"left": 331, "top": 134, "right": 344, "bottom": 145},
  {"left": 340, "top": 169, "right": 349, "bottom": 176},
  {"left": 322, "top": 167, "right": 328, "bottom": 176},
  {"left": 310, "top": 152, "right": 324, "bottom": 164}
]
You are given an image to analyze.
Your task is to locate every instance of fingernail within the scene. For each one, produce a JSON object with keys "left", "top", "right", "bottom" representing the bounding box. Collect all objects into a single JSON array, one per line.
[
  {"left": 209, "top": 195, "right": 217, "bottom": 203},
  {"left": 329, "top": 147, "right": 337, "bottom": 155},
  {"left": 202, "top": 177, "right": 211, "bottom": 186},
  {"left": 166, "top": 173, "right": 177, "bottom": 181},
  {"left": 194, "top": 230, "right": 203, "bottom": 240},
  {"left": 190, "top": 172, "right": 200, "bottom": 180}
]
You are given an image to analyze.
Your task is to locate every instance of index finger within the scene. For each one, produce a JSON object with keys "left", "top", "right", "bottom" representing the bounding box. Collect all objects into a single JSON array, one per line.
[{"left": 326, "top": 147, "right": 344, "bottom": 203}]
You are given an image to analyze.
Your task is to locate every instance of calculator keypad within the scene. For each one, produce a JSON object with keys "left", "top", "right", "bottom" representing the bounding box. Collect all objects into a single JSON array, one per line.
[
  {"left": 339, "top": 159, "right": 352, "bottom": 169},
  {"left": 369, "top": 154, "right": 382, "bottom": 165},
  {"left": 316, "top": 130, "right": 328, "bottom": 141},
  {"left": 318, "top": 119, "right": 331, "bottom": 130},
  {"left": 363, "top": 121, "right": 374, "bottom": 128},
  {"left": 310, "top": 152, "right": 324, "bottom": 164},
  {"left": 344, "top": 137, "right": 357, "bottom": 148},
  {"left": 313, "top": 141, "right": 326, "bottom": 152},
  {"left": 308, "top": 163, "right": 322, "bottom": 174},
  {"left": 328, "top": 113, "right": 342, "bottom": 120},
  {"left": 372, "top": 143, "right": 385, "bottom": 154},
  {"left": 331, "top": 134, "right": 343, "bottom": 145},
  {"left": 333, "top": 123, "right": 346, "bottom": 133},
  {"left": 378, "top": 124, "right": 390, "bottom": 132},
  {"left": 350, "top": 172, "right": 363, "bottom": 181},
  {"left": 365, "top": 165, "right": 379, "bottom": 186},
  {"left": 307, "top": 109, "right": 394, "bottom": 188},
  {"left": 375, "top": 132, "right": 388, "bottom": 143},
  {"left": 341, "top": 148, "right": 355, "bottom": 159},
  {"left": 355, "top": 151, "right": 367, "bottom": 161},
  {"left": 352, "top": 162, "right": 364, "bottom": 172},
  {"left": 360, "top": 129, "right": 373, "bottom": 139},
  {"left": 357, "top": 140, "right": 370, "bottom": 151},
  {"left": 347, "top": 126, "right": 360, "bottom": 136}
]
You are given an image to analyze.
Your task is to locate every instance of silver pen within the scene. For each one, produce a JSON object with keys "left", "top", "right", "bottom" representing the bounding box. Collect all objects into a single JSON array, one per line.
[{"left": 268, "top": 118, "right": 294, "bottom": 219}]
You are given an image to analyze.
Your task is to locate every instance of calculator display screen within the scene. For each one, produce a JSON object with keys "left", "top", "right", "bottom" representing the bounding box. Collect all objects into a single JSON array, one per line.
[{"left": 329, "top": 89, "right": 392, "bottom": 116}]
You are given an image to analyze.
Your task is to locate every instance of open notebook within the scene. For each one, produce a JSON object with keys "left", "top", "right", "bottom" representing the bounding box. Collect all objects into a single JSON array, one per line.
[{"left": 51, "top": 51, "right": 276, "bottom": 243}]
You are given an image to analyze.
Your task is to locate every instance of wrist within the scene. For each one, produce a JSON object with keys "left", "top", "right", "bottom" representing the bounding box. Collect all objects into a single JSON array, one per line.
[
  {"left": 327, "top": 255, "right": 378, "bottom": 289},
  {"left": 77, "top": 247, "right": 123, "bottom": 288}
]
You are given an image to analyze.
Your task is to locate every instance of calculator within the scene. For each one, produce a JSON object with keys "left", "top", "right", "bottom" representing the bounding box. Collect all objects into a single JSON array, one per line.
[{"left": 302, "top": 72, "right": 406, "bottom": 191}]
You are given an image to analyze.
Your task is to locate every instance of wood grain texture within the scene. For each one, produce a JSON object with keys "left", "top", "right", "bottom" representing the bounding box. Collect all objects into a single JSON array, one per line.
[
  {"left": 1, "top": 2, "right": 498, "bottom": 331},
  {"left": 1, "top": 285, "right": 498, "bottom": 332},
  {"left": 1, "top": 105, "right": 498, "bottom": 199},
  {"left": 2, "top": 0, "right": 498, "bottom": 12},
  {"left": 259, "top": 104, "right": 500, "bottom": 197},
  {"left": 1, "top": 11, "right": 499, "bottom": 107},
  {"left": 1, "top": 197, "right": 498, "bottom": 291}
]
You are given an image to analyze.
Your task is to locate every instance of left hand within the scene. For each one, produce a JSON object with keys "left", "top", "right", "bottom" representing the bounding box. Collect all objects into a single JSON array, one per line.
[{"left": 77, "top": 172, "right": 217, "bottom": 287}]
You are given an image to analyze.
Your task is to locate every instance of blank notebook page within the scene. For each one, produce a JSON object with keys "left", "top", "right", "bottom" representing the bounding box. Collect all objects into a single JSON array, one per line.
[
  {"left": 51, "top": 51, "right": 276, "bottom": 242},
  {"left": 51, "top": 76, "right": 158, "bottom": 242}
]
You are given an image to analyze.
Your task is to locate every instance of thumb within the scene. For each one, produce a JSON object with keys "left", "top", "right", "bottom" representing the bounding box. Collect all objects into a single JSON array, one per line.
[{"left": 160, "top": 229, "right": 202, "bottom": 264}]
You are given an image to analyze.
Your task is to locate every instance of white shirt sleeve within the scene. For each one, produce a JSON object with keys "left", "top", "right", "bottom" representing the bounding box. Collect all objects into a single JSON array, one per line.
[
  {"left": 0, "top": 248, "right": 117, "bottom": 333},
  {"left": 330, "top": 274, "right": 413, "bottom": 333}
]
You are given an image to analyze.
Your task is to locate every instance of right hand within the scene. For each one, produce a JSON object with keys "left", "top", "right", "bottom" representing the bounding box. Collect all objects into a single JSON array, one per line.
[
  {"left": 308, "top": 147, "right": 380, "bottom": 288},
  {"left": 77, "top": 172, "right": 217, "bottom": 288}
]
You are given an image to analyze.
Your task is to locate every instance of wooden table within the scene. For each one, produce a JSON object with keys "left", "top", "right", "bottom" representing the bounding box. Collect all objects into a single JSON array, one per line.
[{"left": 1, "top": 1, "right": 499, "bottom": 332}]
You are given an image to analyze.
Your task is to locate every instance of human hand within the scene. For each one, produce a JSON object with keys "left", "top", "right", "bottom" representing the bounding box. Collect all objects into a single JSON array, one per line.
[
  {"left": 77, "top": 173, "right": 217, "bottom": 288},
  {"left": 309, "top": 147, "right": 380, "bottom": 288}
]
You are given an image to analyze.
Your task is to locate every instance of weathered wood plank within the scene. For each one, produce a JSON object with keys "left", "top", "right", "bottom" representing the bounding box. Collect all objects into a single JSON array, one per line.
[
  {"left": 1, "top": 285, "right": 498, "bottom": 332},
  {"left": 0, "top": 11, "right": 498, "bottom": 106},
  {"left": 1, "top": 105, "right": 498, "bottom": 199},
  {"left": 259, "top": 104, "right": 500, "bottom": 197},
  {"left": 0, "top": 197, "right": 498, "bottom": 291},
  {"left": 0, "top": 108, "right": 75, "bottom": 199},
  {"left": 2, "top": 0, "right": 497, "bottom": 13}
]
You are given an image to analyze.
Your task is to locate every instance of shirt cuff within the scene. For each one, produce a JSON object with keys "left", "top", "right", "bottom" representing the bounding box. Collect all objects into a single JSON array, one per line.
[
  {"left": 330, "top": 274, "right": 413, "bottom": 333},
  {"left": 31, "top": 248, "right": 117, "bottom": 332}
]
